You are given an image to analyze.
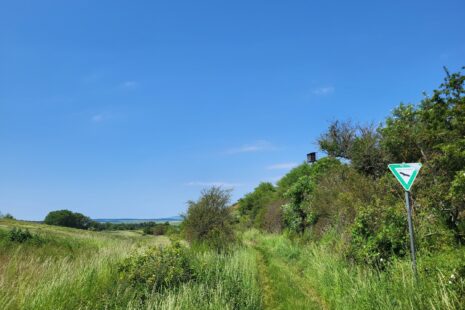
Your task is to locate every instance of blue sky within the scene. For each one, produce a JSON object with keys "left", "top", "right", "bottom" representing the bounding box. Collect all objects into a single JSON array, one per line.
[{"left": 1, "top": 0, "right": 464, "bottom": 220}]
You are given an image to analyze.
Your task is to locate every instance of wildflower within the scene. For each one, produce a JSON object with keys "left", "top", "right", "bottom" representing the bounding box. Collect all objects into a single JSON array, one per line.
[
  {"left": 450, "top": 274, "right": 455, "bottom": 279},
  {"left": 448, "top": 281, "right": 452, "bottom": 285}
]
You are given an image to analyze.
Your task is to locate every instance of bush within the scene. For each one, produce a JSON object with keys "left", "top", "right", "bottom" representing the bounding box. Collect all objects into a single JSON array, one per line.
[
  {"left": 349, "top": 201, "right": 408, "bottom": 267},
  {"left": 183, "top": 187, "right": 235, "bottom": 250},
  {"left": 7, "top": 227, "right": 44, "bottom": 245},
  {"left": 44, "top": 210, "right": 94, "bottom": 229},
  {"left": 142, "top": 222, "right": 174, "bottom": 236},
  {"left": 238, "top": 182, "right": 276, "bottom": 227},
  {"left": 8, "top": 227, "right": 33, "bottom": 243},
  {"left": 118, "top": 242, "right": 195, "bottom": 292},
  {"left": 281, "top": 157, "right": 342, "bottom": 234},
  {"left": 259, "top": 199, "right": 284, "bottom": 233},
  {"left": 2, "top": 213, "right": 15, "bottom": 220}
]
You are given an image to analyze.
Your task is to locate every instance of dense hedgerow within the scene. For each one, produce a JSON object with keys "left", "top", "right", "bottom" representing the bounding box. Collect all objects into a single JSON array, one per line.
[{"left": 238, "top": 68, "right": 465, "bottom": 265}]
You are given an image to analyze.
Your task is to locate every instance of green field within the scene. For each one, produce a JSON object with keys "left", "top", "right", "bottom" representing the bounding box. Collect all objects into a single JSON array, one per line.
[
  {"left": 1, "top": 218, "right": 463, "bottom": 309},
  {"left": 0, "top": 219, "right": 261, "bottom": 310}
]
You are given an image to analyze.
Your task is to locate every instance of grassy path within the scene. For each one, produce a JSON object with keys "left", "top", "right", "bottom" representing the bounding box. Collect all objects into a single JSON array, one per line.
[{"left": 251, "top": 238, "right": 328, "bottom": 310}]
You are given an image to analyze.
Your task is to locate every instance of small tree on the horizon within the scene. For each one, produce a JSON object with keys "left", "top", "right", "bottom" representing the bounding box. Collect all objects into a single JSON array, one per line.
[
  {"left": 44, "top": 210, "right": 94, "bottom": 229},
  {"left": 0, "top": 212, "right": 15, "bottom": 220}
]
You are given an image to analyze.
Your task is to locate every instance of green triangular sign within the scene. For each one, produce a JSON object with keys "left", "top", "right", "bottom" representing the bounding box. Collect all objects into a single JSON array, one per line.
[{"left": 388, "top": 163, "right": 422, "bottom": 191}]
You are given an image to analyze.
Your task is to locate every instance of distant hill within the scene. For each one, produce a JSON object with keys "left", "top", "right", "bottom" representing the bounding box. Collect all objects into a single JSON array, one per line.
[{"left": 93, "top": 216, "right": 183, "bottom": 224}]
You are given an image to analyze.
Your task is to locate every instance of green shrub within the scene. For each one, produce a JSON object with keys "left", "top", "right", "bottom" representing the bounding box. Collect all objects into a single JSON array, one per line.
[
  {"left": 138, "top": 246, "right": 262, "bottom": 310},
  {"left": 183, "top": 187, "right": 235, "bottom": 250},
  {"left": 349, "top": 201, "right": 408, "bottom": 266},
  {"left": 238, "top": 182, "right": 276, "bottom": 227},
  {"left": 2, "top": 213, "right": 15, "bottom": 220},
  {"left": 449, "top": 170, "right": 465, "bottom": 236},
  {"left": 259, "top": 199, "right": 284, "bottom": 233},
  {"left": 7, "top": 227, "right": 44, "bottom": 245},
  {"left": 143, "top": 223, "right": 173, "bottom": 236},
  {"left": 8, "top": 227, "right": 33, "bottom": 243},
  {"left": 276, "top": 162, "right": 312, "bottom": 195},
  {"left": 118, "top": 242, "right": 195, "bottom": 293}
]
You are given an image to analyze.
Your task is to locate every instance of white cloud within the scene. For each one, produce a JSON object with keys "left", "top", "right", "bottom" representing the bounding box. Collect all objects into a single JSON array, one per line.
[
  {"left": 226, "top": 140, "right": 276, "bottom": 154},
  {"left": 312, "top": 86, "right": 335, "bottom": 96},
  {"left": 185, "top": 181, "right": 243, "bottom": 188},
  {"left": 121, "top": 81, "right": 138, "bottom": 89},
  {"left": 266, "top": 162, "right": 298, "bottom": 170}
]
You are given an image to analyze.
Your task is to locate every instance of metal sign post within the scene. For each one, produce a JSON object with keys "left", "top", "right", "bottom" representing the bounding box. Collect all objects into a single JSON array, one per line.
[
  {"left": 405, "top": 190, "right": 417, "bottom": 277},
  {"left": 388, "top": 163, "right": 422, "bottom": 278}
]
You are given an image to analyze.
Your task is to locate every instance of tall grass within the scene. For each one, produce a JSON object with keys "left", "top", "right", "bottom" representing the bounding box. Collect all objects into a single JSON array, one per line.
[
  {"left": 125, "top": 247, "right": 262, "bottom": 310},
  {"left": 246, "top": 230, "right": 464, "bottom": 310},
  {"left": 0, "top": 220, "right": 262, "bottom": 310},
  {"left": 0, "top": 220, "right": 168, "bottom": 309}
]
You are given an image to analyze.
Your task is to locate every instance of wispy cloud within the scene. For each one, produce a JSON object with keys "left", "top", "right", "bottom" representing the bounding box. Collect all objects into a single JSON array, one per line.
[
  {"left": 82, "top": 72, "right": 103, "bottom": 84},
  {"left": 226, "top": 140, "right": 276, "bottom": 154},
  {"left": 266, "top": 162, "right": 298, "bottom": 170},
  {"left": 185, "top": 181, "right": 243, "bottom": 188},
  {"left": 121, "top": 81, "right": 138, "bottom": 89},
  {"left": 312, "top": 86, "right": 335, "bottom": 96},
  {"left": 91, "top": 114, "right": 105, "bottom": 123}
]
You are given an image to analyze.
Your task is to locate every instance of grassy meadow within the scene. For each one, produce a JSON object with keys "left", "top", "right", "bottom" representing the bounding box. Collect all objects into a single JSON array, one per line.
[
  {"left": 2, "top": 217, "right": 463, "bottom": 309},
  {"left": 0, "top": 218, "right": 166, "bottom": 309},
  {"left": 0, "top": 218, "right": 262, "bottom": 310}
]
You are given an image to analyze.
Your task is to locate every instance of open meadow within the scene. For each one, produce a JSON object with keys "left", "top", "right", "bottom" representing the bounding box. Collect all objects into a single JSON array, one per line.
[
  {"left": 0, "top": 218, "right": 262, "bottom": 310},
  {"left": 1, "top": 217, "right": 464, "bottom": 310}
]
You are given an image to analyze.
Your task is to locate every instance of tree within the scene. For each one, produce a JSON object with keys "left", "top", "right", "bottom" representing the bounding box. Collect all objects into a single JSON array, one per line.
[
  {"left": 319, "top": 121, "right": 387, "bottom": 178},
  {"left": 44, "top": 210, "right": 94, "bottom": 229},
  {"left": 281, "top": 157, "right": 342, "bottom": 234},
  {"left": 382, "top": 67, "right": 465, "bottom": 236},
  {"left": 276, "top": 163, "right": 312, "bottom": 194},
  {"left": 350, "top": 124, "right": 387, "bottom": 177},
  {"left": 238, "top": 182, "right": 276, "bottom": 226},
  {"left": 318, "top": 120, "right": 356, "bottom": 158},
  {"left": 0, "top": 212, "right": 15, "bottom": 220},
  {"left": 183, "top": 187, "right": 235, "bottom": 249}
]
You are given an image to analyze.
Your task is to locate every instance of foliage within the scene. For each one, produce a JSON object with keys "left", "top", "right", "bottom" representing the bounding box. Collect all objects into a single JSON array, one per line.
[
  {"left": 381, "top": 68, "right": 465, "bottom": 237},
  {"left": 238, "top": 182, "right": 277, "bottom": 229},
  {"left": 44, "top": 209, "right": 94, "bottom": 230},
  {"left": 281, "top": 157, "right": 342, "bottom": 234},
  {"left": 318, "top": 120, "right": 356, "bottom": 159},
  {"left": 141, "top": 246, "right": 262, "bottom": 310},
  {"left": 183, "top": 186, "right": 235, "bottom": 250},
  {"left": 8, "top": 227, "right": 33, "bottom": 243},
  {"left": 318, "top": 121, "right": 387, "bottom": 178},
  {"left": 142, "top": 222, "right": 176, "bottom": 236},
  {"left": 7, "top": 227, "right": 45, "bottom": 246},
  {"left": 276, "top": 162, "right": 312, "bottom": 194},
  {"left": 449, "top": 170, "right": 465, "bottom": 234},
  {"left": 282, "top": 176, "right": 314, "bottom": 233},
  {"left": 259, "top": 199, "right": 284, "bottom": 233},
  {"left": 349, "top": 201, "right": 408, "bottom": 266},
  {"left": 1, "top": 213, "right": 15, "bottom": 220},
  {"left": 311, "top": 68, "right": 465, "bottom": 245},
  {"left": 238, "top": 182, "right": 276, "bottom": 217},
  {"left": 118, "top": 242, "right": 195, "bottom": 292}
]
